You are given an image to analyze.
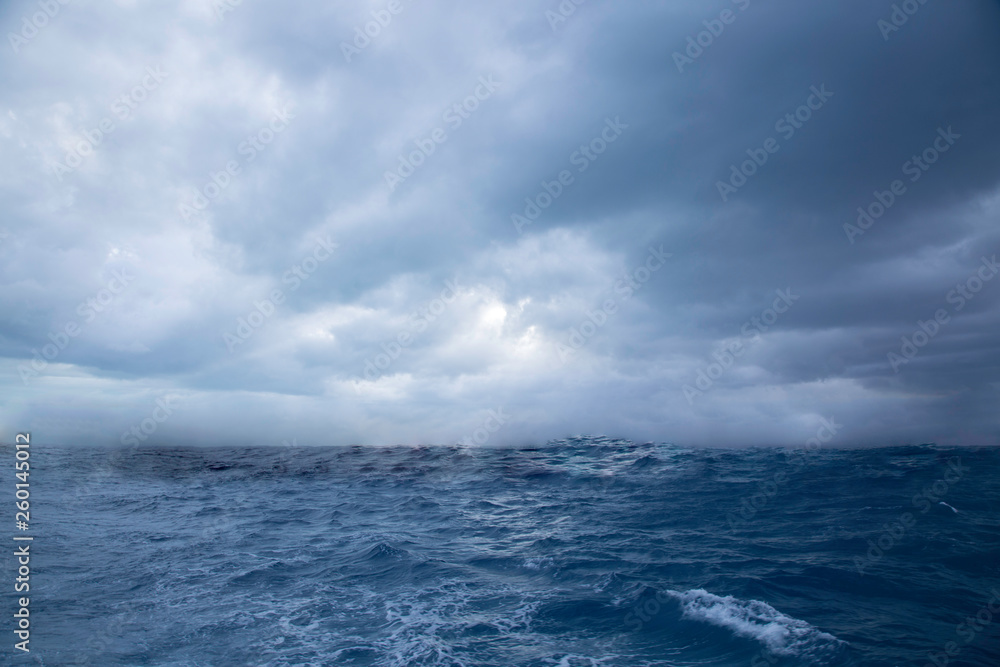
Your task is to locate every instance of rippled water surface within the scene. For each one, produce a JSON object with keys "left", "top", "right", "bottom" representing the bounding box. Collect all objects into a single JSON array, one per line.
[{"left": 16, "top": 440, "right": 1000, "bottom": 666}]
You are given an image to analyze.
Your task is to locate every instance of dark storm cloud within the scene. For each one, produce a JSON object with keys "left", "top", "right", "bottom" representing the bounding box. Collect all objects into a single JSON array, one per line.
[{"left": 0, "top": 0, "right": 997, "bottom": 447}]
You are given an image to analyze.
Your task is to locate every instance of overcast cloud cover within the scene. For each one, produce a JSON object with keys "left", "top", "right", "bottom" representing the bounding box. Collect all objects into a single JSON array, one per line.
[{"left": 2, "top": 0, "right": 999, "bottom": 448}]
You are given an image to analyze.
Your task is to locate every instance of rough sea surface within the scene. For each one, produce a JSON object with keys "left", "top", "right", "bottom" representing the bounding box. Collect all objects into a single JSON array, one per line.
[{"left": 14, "top": 439, "right": 1000, "bottom": 666}]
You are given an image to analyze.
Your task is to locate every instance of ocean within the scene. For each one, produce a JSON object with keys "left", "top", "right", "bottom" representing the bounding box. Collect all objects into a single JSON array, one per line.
[{"left": 13, "top": 439, "right": 1000, "bottom": 666}]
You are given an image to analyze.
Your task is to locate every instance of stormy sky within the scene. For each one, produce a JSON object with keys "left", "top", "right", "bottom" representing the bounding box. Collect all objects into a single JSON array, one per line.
[{"left": 2, "top": 0, "right": 999, "bottom": 448}]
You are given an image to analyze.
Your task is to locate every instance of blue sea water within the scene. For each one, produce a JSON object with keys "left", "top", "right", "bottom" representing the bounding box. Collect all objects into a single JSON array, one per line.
[{"left": 11, "top": 439, "right": 1000, "bottom": 666}]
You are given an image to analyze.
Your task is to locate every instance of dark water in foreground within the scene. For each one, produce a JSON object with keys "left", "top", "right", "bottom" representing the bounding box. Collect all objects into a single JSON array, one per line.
[{"left": 10, "top": 440, "right": 1000, "bottom": 666}]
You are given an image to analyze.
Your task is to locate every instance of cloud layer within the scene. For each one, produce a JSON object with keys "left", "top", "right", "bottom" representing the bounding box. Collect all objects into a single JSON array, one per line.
[{"left": 2, "top": 0, "right": 999, "bottom": 447}]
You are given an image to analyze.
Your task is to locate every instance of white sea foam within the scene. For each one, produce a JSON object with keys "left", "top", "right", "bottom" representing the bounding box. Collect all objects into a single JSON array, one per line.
[
  {"left": 939, "top": 501, "right": 959, "bottom": 513},
  {"left": 666, "top": 588, "right": 845, "bottom": 657}
]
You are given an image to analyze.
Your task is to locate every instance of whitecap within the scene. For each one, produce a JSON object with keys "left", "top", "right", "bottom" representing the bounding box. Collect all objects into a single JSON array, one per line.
[{"left": 665, "top": 588, "right": 845, "bottom": 657}]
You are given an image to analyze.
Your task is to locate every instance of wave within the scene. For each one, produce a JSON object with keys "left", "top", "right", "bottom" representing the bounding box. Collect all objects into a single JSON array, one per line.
[
  {"left": 28, "top": 440, "right": 1000, "bottom": 665},
  {"left": 666, "top": 588, "right": 846, "bottom": 659}
]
